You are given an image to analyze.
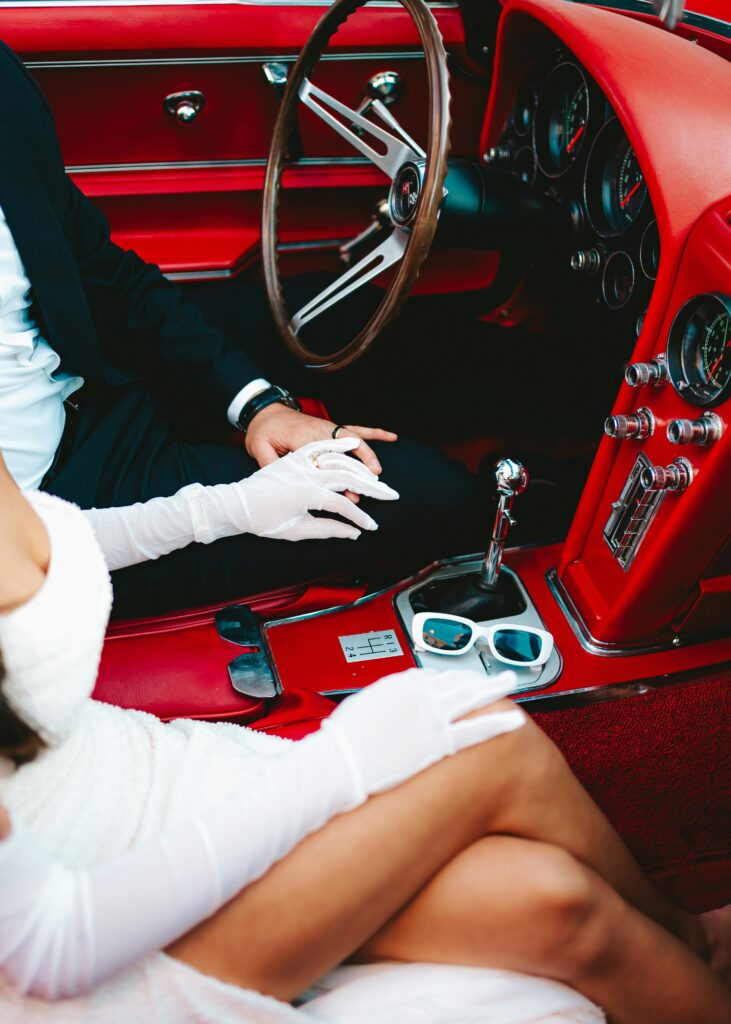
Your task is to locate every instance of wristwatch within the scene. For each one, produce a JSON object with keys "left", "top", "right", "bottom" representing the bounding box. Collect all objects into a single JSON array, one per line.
[{"left": 237, "top": 384, "right": 302, "bottom": 435}]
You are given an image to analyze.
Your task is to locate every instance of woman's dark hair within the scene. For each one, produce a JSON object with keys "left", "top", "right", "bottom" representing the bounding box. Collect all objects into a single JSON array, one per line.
[{"left": 0, "top": 649, "right": 46, "bottom": 766}]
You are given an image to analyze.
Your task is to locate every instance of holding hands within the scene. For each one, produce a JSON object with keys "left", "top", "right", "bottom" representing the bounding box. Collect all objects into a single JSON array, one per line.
[
  {"left": 84, "top": 437, "right": 399, "bottom": 571},
  {"left": 217, "top": 436, "right": 399, "bottom": 542}
]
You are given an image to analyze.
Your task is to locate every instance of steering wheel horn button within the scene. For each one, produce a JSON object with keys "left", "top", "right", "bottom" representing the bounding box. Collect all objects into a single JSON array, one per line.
[{"left": 389, "top": 162, "right": 425, "bottom": 227}]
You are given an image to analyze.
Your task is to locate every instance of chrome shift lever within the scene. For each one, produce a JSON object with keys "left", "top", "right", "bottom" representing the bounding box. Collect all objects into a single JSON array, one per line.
[{"left": 479, "top": 459, "right": 529, "bottom": 589}]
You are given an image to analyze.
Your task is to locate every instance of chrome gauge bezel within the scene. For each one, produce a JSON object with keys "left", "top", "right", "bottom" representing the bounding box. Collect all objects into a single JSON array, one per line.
[
  {"left": 511, "top": 83, "right": 537, "bottom": 138},
  {"left": 640, "top": 219, "right": 660, "bottom": 280},
  {"left": 601, "top": 251, "right": 636, "bottom": 310},
  {"left": 533, "top": 62, "right": 591, "bottom": 179},
  {"left": 583, "top": 117, "right": 647, "bottom": 239},
  {"left": 666, "top": 292, "right": 731, "bottom": 407},
  {"left": 513, "top": 146, "right": 537, "bottom": 185}
]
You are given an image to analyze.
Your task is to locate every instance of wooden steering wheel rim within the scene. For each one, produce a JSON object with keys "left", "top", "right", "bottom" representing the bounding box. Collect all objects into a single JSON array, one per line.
[{"left": 261, "top": 0, "right": 451, "bottom": 372}]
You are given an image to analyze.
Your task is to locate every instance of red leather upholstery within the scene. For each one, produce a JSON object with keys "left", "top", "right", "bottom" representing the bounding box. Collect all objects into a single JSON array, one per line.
[{"left": 93, "top": 395, "right": 363, "bottom": 725}]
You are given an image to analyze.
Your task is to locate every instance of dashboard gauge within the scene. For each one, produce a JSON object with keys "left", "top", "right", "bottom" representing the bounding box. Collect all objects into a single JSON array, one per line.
[
  {"left": 534, "top": 63, "right": 589, "bottom": 177},
  {"left": 636, "top": 309, "right": 647, "bottom": 338},
  {"left": 667, "top": 293, "right": 731, "bottom": 406},
  {"left": 513, "top": 147, "right": 537, "bottom": 185},
  {"left": 640, "top": 220, "right": 660, "bottom": 280},
  {"left": 601, "top": 251, "right": 636, "bottom": 310},
  {"left": 584, "top": 118, "right": 647, "bottom": 237},
  {"left": 511, "top": 84, "right": 536, "bottom": 138}
]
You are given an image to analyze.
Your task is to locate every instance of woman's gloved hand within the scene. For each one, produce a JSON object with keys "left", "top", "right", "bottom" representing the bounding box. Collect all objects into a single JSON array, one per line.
[
  {"left": 84, "top": 437, "right": 399, "bottom": 570},
  {"left": 194, "top": 436, "right": 399, "bottom": 543},
  {"left": 319, "top": 667, "right": 526, "bottom": 806}
]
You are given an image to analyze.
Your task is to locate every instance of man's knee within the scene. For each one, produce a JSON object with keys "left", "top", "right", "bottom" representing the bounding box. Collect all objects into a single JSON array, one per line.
[{"left": 370, "top": 439, "right": 480, "bottom": 554}]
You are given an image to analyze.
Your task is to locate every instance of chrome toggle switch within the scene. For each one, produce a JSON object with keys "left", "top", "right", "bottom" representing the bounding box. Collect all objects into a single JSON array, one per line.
[
  {"left": 604, "top": 407, "right": 655, "bottom": 440},
  {"left": 624, "top": 355, "right": 668, "bottom": 388},
  {"left": 666, "top": 412, "right": 723, "bottom": 446},
  {"left": 640, "top": 458, "right": 693, "bottom": 492}
]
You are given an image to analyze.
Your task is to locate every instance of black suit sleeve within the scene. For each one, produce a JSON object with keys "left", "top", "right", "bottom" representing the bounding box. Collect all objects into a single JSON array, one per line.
[{"left": 62, "top": 173, "right": 265, "bottom": 417}]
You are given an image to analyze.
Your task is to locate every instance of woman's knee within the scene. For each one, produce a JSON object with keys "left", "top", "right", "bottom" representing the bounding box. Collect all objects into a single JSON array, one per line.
[{"left": 520, "top": 845, "right": 614, "bottom": 980}]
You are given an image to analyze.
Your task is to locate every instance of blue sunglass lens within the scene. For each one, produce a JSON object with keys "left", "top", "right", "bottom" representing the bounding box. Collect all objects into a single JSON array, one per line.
[
  {"left": 421, "top": 618, "right": 473, "bottom": 652},
  {"left": 493, "top": 629, "right": 543, "bottom": 663}
]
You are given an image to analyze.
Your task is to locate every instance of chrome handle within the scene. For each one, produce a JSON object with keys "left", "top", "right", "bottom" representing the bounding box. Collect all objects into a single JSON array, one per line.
[
  {"left": 163, "top": 90, "right": 206, "bottom": 124},
  {"left": 262, "top": 62, "right": 289, "bottom": 101}
]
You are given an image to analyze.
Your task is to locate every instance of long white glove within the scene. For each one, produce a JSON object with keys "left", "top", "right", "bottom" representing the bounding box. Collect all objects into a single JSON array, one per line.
[
  {"left": 83, "top": 438, "right": 399, "bottom": 571},
  {"left": 0, "top": 669, "right": 524, "bottom": 1000},
  {"left": 323, "top": 667, "right": 527, "bottom": 805}
]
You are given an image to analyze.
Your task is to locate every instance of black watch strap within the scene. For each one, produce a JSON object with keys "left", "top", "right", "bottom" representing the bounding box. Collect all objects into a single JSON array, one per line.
[{"left": 237, "top": 385, "right": 302, "bottom": 435}]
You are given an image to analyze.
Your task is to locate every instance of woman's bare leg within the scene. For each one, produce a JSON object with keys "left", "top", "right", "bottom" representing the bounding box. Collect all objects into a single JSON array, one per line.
[
  {"left": 168, "top": 709, "right": 729, "bottom": 1022},
  {"left": 359, "top": 836, "right": 731, "bottom": 1024}
]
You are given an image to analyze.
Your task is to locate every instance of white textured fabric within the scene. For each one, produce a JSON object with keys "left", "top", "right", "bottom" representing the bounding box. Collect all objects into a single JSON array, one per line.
[
  {"left": 227, "top": 377, "right": 271, "bottom": 426},
  {"left": 0, "top": 491, "right": 600, "bottom": 1023},
  {"left": 83, "top": 437, "right": 400, "bottom": 571},
  {"left": 303, "top": 963, "right": 604, "bottom": 1023},
  {"left": 0, "top": 204, "right": 83, "bottom": 490}
]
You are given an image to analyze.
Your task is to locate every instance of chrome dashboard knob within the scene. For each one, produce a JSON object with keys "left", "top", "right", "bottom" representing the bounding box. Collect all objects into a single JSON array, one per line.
[
  {"left": 667, "top": 412, "right": 723, "bottom": 446},
  {"left": 482, "top": 146, "right": 511, "bottom": 165},
  {"left": 570, "top": 248, "right": 601, "bottom": 274},
  {"left": 640, "top": 458, "right": 693, "bottom": 492},
  {"left": 604, "top": 407, "right": 654, "bottom": 440},
  {"left": 624, "top": 356, "right": 668, "bottom": 388}
]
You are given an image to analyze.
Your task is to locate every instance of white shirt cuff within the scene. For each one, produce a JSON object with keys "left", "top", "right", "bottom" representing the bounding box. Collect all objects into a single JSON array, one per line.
[{"left": 227, "top": 379, "right": 271, "bottom": 427}]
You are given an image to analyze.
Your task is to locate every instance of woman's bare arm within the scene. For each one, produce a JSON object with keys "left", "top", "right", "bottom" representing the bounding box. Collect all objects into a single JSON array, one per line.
[{"left": 0, "top": 454, "right": 49, "bottom": 613}]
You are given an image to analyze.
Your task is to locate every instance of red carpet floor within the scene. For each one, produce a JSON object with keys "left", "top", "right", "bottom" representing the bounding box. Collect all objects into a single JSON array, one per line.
[{"left": 532, "top": 673, "right": 731, "bottom": 913}]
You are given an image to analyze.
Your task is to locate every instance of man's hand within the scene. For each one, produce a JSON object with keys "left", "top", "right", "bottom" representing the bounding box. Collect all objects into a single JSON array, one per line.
[{"left": 245, "top": 404, "right": 397, "bottom": 477}]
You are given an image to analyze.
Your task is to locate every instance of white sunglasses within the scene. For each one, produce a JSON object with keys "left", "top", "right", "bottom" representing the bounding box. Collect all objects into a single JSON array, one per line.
[{"left": 412, "top": 612, "right": 554, "bottom": 667}]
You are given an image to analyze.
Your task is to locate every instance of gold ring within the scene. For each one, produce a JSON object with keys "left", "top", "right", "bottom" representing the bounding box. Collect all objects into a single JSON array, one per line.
[{"left": 332, "top": 424, "right": 346, "bottom": 439}]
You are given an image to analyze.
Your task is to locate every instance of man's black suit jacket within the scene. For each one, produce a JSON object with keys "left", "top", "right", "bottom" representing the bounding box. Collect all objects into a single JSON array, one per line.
[{"left": 0, "top": 41, "right": 262, "bottom": 419}]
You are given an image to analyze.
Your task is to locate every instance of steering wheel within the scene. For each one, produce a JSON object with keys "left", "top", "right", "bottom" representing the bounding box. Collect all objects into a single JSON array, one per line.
[{"left": 261, "top": 0, "right": 451, "bottom": 372}]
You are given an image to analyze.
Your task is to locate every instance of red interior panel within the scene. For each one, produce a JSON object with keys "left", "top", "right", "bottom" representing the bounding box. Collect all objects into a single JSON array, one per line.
[
  {"left": 2, "top": 3, "right": 490, "bottom": 281},
  {"left": 560, "top": 200, "right": 731, "bottom": 643},
  {"left": 479, "top": 0, "right": 731, "bottom": 646}
]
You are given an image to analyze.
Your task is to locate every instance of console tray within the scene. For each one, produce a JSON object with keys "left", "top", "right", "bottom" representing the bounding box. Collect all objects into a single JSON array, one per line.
[{"left": 394, "top": 560, "right": 562, "bottom": 693}]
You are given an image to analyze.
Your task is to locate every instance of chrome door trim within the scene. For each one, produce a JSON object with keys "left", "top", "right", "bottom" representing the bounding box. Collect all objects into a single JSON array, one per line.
[
  {"left": 26, "top": 50, "right": 426, "bottom": 70},
  {"left": 66, "top": 155, "right": 371, "bottom": 173}
]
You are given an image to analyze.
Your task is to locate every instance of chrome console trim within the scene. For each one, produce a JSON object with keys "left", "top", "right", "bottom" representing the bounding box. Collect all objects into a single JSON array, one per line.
[
  {"left": 27, "top": 51, "right": 425, "bottom": 70},
  {"left": 516, "top": 658, "right": 731, "bottom": 711},
  {"left": 546, "top": 567, "right": 685, "bottom": 657}
]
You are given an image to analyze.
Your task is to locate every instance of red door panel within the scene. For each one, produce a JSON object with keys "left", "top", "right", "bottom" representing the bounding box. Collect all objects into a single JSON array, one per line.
[{"left": 1, "top": 3, "right": 491, "bottom": 283}]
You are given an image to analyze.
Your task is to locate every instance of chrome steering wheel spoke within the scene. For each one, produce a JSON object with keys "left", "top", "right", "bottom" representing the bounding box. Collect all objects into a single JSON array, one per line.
[
  {"left": 298, "top": 78, "right": 422, "bottom": 179},
  {"left": 290, "top": 228, "right": 409, "bottom": 334}
]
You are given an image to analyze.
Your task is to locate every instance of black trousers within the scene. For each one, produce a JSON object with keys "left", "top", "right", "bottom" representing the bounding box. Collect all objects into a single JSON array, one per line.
[{"left": 44, "top": 277, "right": 487, "bottom": 618}]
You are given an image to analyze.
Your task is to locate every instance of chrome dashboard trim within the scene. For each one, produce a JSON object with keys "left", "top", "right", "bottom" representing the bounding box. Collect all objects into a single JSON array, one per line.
[
  {"left": 27, "top": 51, "right": 425, "bottom": 70},
  {"left": 66, "top": 155, "right": 370, "bottom": 173},
  {"left": 567, "top": 0, "right": 731, "bottom": 39},
  {"left": 2, "top": 0, "right": 456, "bottom": 7}
]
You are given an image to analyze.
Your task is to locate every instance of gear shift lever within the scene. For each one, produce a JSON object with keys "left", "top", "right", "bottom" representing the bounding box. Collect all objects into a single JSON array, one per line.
[
  {"left": 479, "top": 459, "right": 529, "bottom": 589},
  {"left": 410, "top": 458, "right": 530, "bottom": 620}
]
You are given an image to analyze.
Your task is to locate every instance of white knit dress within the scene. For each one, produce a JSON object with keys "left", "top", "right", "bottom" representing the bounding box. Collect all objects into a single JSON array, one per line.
[{"left": 0, "top": 492, "right": 602, "bottom": 1024}]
